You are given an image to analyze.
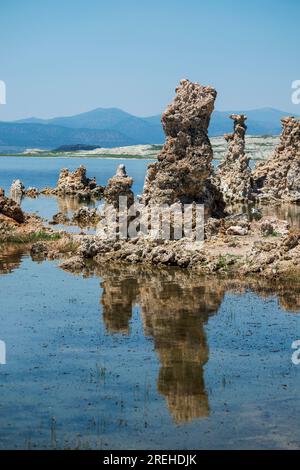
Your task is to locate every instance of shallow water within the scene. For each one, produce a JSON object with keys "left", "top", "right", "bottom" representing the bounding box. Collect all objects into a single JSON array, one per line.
[
  {"left": 0, "top": 157, "right": 151, "bottom": 195},
  {"left": 1, "top": 156, "right": 300, "bottom": 449},
  {"left": 0, "top": 157, "right": 152, "bottom": 232},
  {"left": 0, "top": 248, "right": 300, "bottom": 449},
  {"left": 2, "top": 156, "right": 300, "bottom": 231}
]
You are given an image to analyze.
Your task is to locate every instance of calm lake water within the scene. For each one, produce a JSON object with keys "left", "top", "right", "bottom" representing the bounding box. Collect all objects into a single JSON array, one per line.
[
  {"left": 0, "top": 157, "right": 152, "bottom": 224},
  {"left": 1, "top": 157, "right": 300, "bottom": 449},
  {"left": 0, "top": 250, "right": 300, "bottom": 449},
  {"left": 1, "top": 156, "right": 300, "bottom": 229}
]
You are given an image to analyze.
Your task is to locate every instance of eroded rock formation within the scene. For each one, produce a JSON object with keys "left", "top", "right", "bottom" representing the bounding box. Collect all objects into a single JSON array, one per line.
[
  {"left": 142, "top": 79, "right": 225, "bottom": 217},
  {"left": 56, "top": 165, "right": 104, "bottom": 198},
  {"left": 253, "top": 117, "right": 300, "bottom": 202},
  {"left": 104, "top": 164, "right": 134, "bottom": 209},
  {"left": 72, "top": 207, "right": 100, "bottom": 226},
  {"left": 217, "top": 114, "right": 253, "bottom": 202},
  {"left": 25, "top": 187, "right": 39, "bottom": 198},
  {"left": 0, "top": 195, "right": 24, "bottom": 223},
  {"left": 9, "top": 179, "right": 25, "bottom": 203}
]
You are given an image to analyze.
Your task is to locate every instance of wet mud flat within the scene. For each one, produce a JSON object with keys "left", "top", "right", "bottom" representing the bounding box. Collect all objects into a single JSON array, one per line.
[{"left": 0, "top": 249, "right": 300, "bottom": 449}]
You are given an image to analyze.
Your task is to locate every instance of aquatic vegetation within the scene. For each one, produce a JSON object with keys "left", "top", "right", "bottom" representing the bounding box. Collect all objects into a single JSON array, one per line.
[{"left": 0, "top": 230, "right": 61, "bottom": 244}]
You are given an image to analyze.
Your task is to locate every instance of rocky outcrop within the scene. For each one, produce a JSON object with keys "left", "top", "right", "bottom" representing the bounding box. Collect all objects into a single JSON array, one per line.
[
  {"left": 49, "top": 212, "right": 70, "bottom": 225},
  {"left": 9, "top": 179, "right": 25, "bottom": 203},
  {"left": 56, "top": 165, "right": 104, "bottom": 198},
  {"left": 240, "top": 231, "right": 300, "bottom": 277},
  {"left": 0, "top": 195, "right": 24, "bottom": 223},
  {"left": 104, "top": 164, "right": 134, "bottom": 209},
  {"left": 72, "top": 207, "right": 100, "bottom": 226},
  {"left": 25, "top": 187, "right": 39, "bottom": 198},
  {"left": 253, "top": 117, "right": 300, "bottom": 202},
  {"left": 141, "top": 79, "right": 225, "bottom": 217},
  {"left": 217, "top": 114, "right": 253, "bottom": 203},
  {"left": 79, "top": 236, "right": 206, "bottom": 269},
  {"left": 30, "top": 242, "right": 49, "bottom": 258}
]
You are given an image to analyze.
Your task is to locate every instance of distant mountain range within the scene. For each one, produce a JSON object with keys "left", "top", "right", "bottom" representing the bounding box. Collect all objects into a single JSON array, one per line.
[{"left": 0, "top": 107, "right": 298, "bottom": 153}]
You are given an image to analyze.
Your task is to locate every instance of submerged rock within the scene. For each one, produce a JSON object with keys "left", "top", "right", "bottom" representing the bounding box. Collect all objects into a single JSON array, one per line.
[
  {"left": 253, "top": 117, "right": 300, "bottom": 202},
  {"left": 30, "top": 242, "right": 48, "bottom": 258},
  {"left": 217, "top": 114, "right": 253, "bottom": 203},
  {"left": 40, "top": 187, "right": 57, "bottom": 196},
  {"left": 141, "top": 79, "right": 225, "bottom": 217},
  {"left": 59, "top": 256, "right": 86, "bottom": 272}
]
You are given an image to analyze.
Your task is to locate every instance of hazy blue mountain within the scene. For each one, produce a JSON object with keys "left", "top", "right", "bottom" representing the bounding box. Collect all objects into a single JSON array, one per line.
[
  {"left": 209, "top": 108, "right": 297, "bottom": 136},
  {"left": 16, "top": 108, "right": 132, "bottom": 129},
  {"left": 2, "top": 106, "right": 298, "bottom": 152},
  {"left": 16, "top": 107, "right": 164, "bottom": 146},
  {"left": 0, "top": 121, "right": 134, "bottom": 151}
]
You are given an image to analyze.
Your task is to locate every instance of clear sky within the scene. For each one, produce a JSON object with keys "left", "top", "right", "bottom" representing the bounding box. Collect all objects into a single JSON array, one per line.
[{"left": 0, "top": 0, "right": 299, "bottom": 120}]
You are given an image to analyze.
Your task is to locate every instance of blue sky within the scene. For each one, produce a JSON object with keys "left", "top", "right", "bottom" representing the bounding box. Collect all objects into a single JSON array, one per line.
[{"left": 0, "top": 0, "right": 299, "bottom": 120}]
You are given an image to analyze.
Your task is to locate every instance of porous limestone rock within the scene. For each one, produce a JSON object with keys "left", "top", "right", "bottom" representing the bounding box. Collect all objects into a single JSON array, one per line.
[
  {"left": 59, "top": 256, "right": 86, "bottom": 272},
  {"left": 104, "top": 164, "right": 134, "bottom": 209},
  {"left": 9, "top": 179, "right": 25, "bottom": 203},
  {"left": 141, "top": 79, "right": 225, "bottom": 217},
  {"left": 30, "top": 242, "right": 48, "bottom": 258},
  {"left": 72, "top": 206, "right": 100, "bottom": 226},
  {"left": 25, "top": 187, "right": 39, "bottom": 198},
  {"left": 217, "top": 114, "right": 253, "bottom": 202},
  {"left": 56, "top": 165, "right": 104, "bottom": 198},
  {"left": 253, "top": 117, "right": 300, "bottom": 202},
  {"left": 49, "top": 212, "right": 70, "bottom": 225},
  {"left": 259, "top": 217, "right": 289, "bottom": 237},
  {"left": 0, "top": 195, "right": 25, "bottom": 223}
]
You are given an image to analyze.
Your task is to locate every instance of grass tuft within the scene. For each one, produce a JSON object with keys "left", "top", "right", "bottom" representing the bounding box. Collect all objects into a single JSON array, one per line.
[{"left": 0, "top": 230, "right": 62, "bottom": 244}]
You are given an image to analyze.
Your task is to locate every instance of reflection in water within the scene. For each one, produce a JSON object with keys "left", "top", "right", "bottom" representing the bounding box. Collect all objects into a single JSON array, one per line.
[
  {"left": 98, "top": 264, "right": 300, "bottom": 424},
  {"left": 0, "top": 244, "right": 25, "bottom": 275},
  {"left": 100, "top": 266, "right": 225, "bottom": 423},
  {"left": 56, "top": 195, "right": 96, "bottom": 215},
  {"left": 262, "top": 203, "right": 300, "bottom": 229},
  {"left": 101, "top": 272, "right": 139, "bottom": 334},
  {"left": 1, "top": 246, "right": 300, "bottom": 426},
  {"left": 141, "top": 279, "right": 224, "bottom": 423}
]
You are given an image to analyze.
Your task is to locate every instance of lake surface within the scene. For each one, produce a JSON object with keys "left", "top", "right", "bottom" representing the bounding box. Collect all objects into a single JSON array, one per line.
[
  {"left": 1, "top": 157, "right": 300, "bottom": 449},
  {"left": 0, "top": 249, "right": 300, "bottom": 449},
  {"left": 1, "top": 156, "right": 300, "bottom": 229},
  {"left": 0, "top": 157, "right": 152, "bottom": 226}
]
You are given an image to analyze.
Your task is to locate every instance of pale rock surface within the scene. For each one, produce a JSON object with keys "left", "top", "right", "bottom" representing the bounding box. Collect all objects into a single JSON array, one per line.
[
  {"left": 9, "top": 179, "right": 25, "bottom": 203},
  {"left": 141, "top": 79, "right": 225, "bottom": 217},
  {"left": 56, "top": 165, "right": 104, "bottom": 198},
  {"left": 253, "top": 117, "right": 300, "bottom": 202},
  {"left": 104, "top": 164, "right": 134, "bottom": 209},
  {"left": 217, "top": 114, "right": 253, "bottom": 202}
]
